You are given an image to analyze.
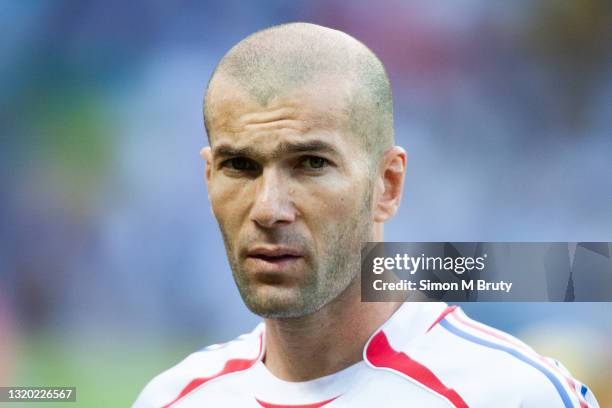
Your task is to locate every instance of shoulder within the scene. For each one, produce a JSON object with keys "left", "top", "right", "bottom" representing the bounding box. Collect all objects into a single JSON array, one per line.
[
  {"left": 132, "top": 324, "right": 264, "bottom": 408},
  {"left": 366, "top": 304, "right": 598, "bottom": 407}
]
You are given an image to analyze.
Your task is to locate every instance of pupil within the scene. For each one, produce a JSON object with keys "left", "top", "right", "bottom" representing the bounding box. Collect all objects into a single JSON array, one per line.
[
  {"left": 310, "top": 158, "right": 323, "bottom": 168},
  {"left": 233, "top": 158, "right": 250, "bottom": 169}
]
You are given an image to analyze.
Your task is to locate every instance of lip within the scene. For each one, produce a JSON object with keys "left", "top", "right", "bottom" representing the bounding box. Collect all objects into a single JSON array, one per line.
[
  {"left": 245, "top": 246, "right": 305, "bottom": 274},
  {"left": 247, "top": 246, "right": 304, "bottom": 258}
]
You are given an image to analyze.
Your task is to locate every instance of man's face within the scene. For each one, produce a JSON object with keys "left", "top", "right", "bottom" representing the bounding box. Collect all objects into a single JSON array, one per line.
[{"left": 204, "top": 76, "right": 375, "bottom": 318}]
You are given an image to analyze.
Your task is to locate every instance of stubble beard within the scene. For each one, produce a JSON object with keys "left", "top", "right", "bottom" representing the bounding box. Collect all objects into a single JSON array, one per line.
[{"left": 220, "top": 187, "right": 374, "bottom": 319}]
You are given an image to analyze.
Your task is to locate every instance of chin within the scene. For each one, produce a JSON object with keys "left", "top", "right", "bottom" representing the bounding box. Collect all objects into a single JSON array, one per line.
[{"left": 242, "top": 286, "right": 323, "bottom": 319}]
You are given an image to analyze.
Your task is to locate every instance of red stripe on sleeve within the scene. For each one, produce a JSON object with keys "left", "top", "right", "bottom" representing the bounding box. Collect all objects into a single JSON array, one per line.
[
  {"left": 162, "top": 334, "right": 263, "bottom": 407},
  {"left": 427, "top": 305, "right": 458, "bottom": 333}
]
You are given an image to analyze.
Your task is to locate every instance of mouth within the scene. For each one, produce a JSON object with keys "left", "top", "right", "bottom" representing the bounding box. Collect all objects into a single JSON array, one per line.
[
  {"left": 250, "top": 253, "right": 302, "bottom": 263},
  {"left": 245, "top": 246, "right": 304, "bottom": 273}
]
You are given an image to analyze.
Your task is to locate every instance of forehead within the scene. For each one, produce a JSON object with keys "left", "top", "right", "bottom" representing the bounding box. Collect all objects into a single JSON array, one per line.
[{"left": 205, "top": 75, "right": 357, "bottom": 153}]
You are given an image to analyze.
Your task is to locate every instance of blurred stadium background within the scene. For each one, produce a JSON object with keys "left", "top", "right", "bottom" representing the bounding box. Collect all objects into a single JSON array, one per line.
[{"left": 1, "top": 1, "right": 610, "bottom": 406}]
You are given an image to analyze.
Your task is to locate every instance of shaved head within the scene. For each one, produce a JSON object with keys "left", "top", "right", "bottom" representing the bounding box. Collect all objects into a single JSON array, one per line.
[{"left": 204, "top": 22, "right": 394, "bottom": 167}]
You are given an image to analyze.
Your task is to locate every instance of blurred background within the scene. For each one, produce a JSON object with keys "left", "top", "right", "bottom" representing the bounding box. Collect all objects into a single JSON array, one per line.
[{"left": 1, "top": 0, "right": 611, "bottom": 406}]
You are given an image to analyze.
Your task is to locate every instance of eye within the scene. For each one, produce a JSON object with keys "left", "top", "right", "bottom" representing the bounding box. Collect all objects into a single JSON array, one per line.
[
  {"left": 300, "top": 156, "right": 329, "bottom": 170},
  {"left": 221, "top": 157, "right": 258, "bottom": 171}
]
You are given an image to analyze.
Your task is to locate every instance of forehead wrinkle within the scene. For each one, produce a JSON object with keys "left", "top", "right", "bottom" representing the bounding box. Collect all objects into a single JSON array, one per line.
[
  {"left": 213, "top": 103, "right": 346, "bottom": 139},
  {"left": 213, "top": 121, "right": 311, "bottom": 146},
  {"left": 238, "top": 106, "right": 298, "bottom": 124},
  {"left": 243, "top": 119, "right": 310, "bottom": 133}
]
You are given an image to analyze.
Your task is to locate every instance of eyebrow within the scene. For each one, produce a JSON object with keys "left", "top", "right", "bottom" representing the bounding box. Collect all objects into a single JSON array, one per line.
[{"left": 213, "top": 140, "right": 340, "bottom": 161}]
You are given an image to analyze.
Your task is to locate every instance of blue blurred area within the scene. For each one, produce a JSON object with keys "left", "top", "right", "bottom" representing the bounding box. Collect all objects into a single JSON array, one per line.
[{"left": 0, "top": 1, "right": 611, "bottom": 406}]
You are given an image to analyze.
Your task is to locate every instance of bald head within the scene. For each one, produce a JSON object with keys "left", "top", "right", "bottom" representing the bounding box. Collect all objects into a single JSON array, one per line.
[{"left": 204, "top": 23, "right": 394, "bottom": 167}]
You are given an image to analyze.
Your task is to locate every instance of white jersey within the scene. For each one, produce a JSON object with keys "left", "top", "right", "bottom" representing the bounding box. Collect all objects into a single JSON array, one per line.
[{"left": 133, "top": 303, "right": 599, "bottom": 408}]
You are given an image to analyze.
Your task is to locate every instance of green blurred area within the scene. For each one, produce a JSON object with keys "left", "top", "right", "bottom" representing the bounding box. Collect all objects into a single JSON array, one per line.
[{"left": 8, "top": 332, "right": 200, "bottom": 408}]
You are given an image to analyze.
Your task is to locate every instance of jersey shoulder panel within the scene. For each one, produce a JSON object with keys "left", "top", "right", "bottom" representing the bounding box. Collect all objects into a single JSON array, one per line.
[
  {"left": 402, "top": 306, "right": 597, "bottom": 408},
  {"left": 132, "top": 323, "right": 264, "bottom": 408}
]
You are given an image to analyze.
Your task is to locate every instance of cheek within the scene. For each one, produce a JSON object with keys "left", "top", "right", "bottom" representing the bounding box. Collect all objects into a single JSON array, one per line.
[
  {"left": 209, "top": 179, "right": 253, "bottom": 231},
  {"left": 300, "top": 176, "right": 366, "bottom": 222}
]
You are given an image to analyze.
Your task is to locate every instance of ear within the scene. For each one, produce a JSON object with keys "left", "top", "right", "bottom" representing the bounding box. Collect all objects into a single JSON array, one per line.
[
  {"left": 373, "top": 146, "right": 407, "bottom": 223},
  {"left": 201, "top": 146, "right": 213, "bottom": 191}
]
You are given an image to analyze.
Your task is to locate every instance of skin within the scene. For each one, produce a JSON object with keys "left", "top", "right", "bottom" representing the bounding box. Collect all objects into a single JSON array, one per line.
[{"left": 202, "top": 73, "right": 407, "bottom": 381}]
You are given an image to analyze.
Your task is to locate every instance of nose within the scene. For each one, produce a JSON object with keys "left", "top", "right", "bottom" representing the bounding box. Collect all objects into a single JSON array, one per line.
[{"left": 249, "top": 168, "right": 296, "bottom": 228}]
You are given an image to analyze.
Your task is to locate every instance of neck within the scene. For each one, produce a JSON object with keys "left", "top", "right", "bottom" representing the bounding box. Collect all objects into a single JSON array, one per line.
[{"left": 262, "top": 277, "right": 402, "bottom": 381}]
